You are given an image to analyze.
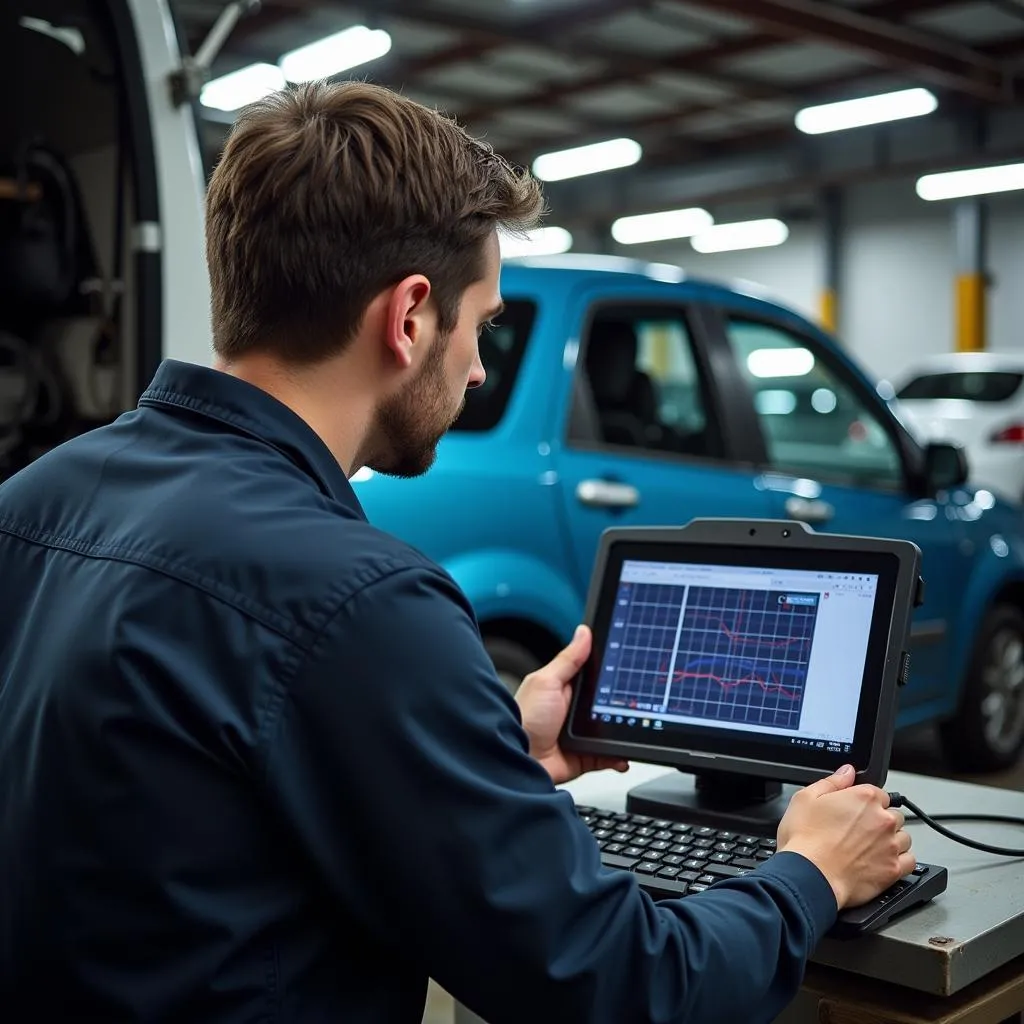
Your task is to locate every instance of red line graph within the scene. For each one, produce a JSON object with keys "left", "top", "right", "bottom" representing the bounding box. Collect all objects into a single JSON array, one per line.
[{"left": 663, "top": 590, "right": 809, "bottom": 702}]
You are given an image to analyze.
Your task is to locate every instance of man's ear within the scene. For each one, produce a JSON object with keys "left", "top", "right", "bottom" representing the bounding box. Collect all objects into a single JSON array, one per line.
[{"left": 384, "top": 275, "right": 433, "bottom": 369}]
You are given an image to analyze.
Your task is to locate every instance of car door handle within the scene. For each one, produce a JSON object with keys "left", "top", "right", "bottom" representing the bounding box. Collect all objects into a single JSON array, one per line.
[
  {"left": 576, "top": 479, "right": 641, "bottom": 509},
  {"left": 785, "top": 496, "right": 835, "bottom": 525}
]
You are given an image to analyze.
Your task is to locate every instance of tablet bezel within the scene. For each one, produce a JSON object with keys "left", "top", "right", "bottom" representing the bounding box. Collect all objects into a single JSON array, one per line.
[{"left": 561, "top": 519, "right": 922, "bottom": 788}]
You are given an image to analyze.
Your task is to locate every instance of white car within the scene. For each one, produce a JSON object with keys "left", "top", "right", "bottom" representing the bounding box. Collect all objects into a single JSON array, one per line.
[{"left": 893, "top": 354, "right": 1024, "bottom": 503}]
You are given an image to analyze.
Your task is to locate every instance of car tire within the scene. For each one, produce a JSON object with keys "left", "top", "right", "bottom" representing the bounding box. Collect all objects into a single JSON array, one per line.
[
  {"left": 484, "top": 636, "right": 542, "bottom": 695},
  {"left": 939, "top": 604, "right": 1024, "bottom": 773}
]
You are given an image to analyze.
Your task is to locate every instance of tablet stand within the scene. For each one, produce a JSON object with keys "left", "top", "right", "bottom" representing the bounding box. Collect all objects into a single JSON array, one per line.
[{"left": 625, "top": 768, "right": 799, "bottom": 833}]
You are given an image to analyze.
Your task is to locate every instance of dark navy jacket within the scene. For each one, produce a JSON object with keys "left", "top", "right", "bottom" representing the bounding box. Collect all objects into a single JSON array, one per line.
[{"left": 0, "top": 359, "right": 837, "bottom": 1023}]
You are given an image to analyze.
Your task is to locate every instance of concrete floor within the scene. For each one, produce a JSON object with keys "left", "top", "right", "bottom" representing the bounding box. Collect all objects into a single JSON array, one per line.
[{"left": 419, "top": 725, "right": 1024, "bottom": 1024}]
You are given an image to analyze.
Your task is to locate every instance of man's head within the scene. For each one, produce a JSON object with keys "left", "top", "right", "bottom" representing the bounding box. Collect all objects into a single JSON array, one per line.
[{"left": 204, "top": 81, "right": 544, "bottom": 476}]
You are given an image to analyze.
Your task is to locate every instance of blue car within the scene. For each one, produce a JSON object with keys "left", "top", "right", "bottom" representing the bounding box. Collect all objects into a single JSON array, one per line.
[{"left": 356, "top": 255, "right": 1024, "bottom": 773}]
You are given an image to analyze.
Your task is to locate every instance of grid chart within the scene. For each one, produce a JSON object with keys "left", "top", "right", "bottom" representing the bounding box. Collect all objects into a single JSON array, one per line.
[{"left": 602, "top": 583, "right": 819, "bottom": 730}]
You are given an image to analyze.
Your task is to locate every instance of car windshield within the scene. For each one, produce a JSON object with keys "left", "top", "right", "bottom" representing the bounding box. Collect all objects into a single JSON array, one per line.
[{"left": 897, "top": 370, "right": 1024, "bottom": 403}]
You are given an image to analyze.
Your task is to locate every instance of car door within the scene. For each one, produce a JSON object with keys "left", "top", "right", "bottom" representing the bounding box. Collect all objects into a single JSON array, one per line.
[
  {"left": 553, "top": 293, "right": 774, "bottom": 594},
  {"left": 715, "top": 309, "right": 972, "bottom": 707}
]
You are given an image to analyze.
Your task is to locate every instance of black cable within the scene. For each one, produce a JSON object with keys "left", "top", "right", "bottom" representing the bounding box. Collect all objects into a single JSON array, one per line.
[{"left": 888, "top": 791, "right": 1024, "bottom": 858}]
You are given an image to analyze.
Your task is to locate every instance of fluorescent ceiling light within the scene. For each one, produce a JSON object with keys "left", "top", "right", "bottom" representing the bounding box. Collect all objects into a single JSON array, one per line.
[
  {"left": 747, "top": 347, "right": 815, "bottom": 379},
  {"left": 916, "top": 162, "right": 1024, "bottom": 201},
  {"left": 532, "top": 138, "right": 641, "bottom": 182},
  {"left": 795, "top": 87, "right": 937, "bottom": 135},
  {"left": 691, "top": 218, "right": 789, "bottom": 254},
  {"left": 611, "top": 207, "right": 714, "bottom": 245},
  {"left": 200, "top": 63, "right": 286, "bottom": 111},
  {"left": 279, "top": 25, "right": 392, "bottom": 83},
  {"left": 499, "top": 226, "right": 573, "bottom": 258}
]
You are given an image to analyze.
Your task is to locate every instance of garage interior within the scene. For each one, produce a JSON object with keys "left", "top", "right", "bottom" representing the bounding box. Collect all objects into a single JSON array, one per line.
[
  {"left": 172, "top": 4, "right": 1024, "bottom": 1020},
  {"left": 179, "top": 0, "right": 1024, "bottom": 782},
  {"left": 4, "top": 0, "right": 1024, "bottom": 1021}
]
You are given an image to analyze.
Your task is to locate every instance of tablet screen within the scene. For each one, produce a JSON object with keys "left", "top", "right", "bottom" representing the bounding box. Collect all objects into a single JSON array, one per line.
[{"left": 567, "top": 540, "right": 901, "bottom": 774}]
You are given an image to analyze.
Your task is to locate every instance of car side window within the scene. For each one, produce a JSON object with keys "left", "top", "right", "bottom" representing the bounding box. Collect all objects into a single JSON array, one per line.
[
  {"left": 571, "top": 306, "right": 724, "bottom": 460},
  {"left": 724, "top": 317, "right": 904, "bottom": 488}
]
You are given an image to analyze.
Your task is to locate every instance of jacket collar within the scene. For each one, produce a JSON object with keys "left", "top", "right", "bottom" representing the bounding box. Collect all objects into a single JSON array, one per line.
[{"left": 140, "top": 359, "right": 365, "bottom": 517}]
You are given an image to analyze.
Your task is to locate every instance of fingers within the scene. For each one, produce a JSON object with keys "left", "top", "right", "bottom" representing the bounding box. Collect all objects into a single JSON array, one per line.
[
  {"left": 888, "top": 808, "right": 905, "bottom": 830},
  {"left": 896, "top": 829, "right": 912, "bottom": 855},
  {"left": 543, "top": 625, "right": 592, "bottom": 682},
  {"left": 802, "top": 763, "right": 856, "bottom": 797},
  {"left": 896, "top": 850, "right": 917, "bottom": 877}
]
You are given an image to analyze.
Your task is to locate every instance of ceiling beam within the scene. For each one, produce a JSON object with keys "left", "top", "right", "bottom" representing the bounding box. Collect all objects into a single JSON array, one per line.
[
  {"left": 449, "top": 0, "right": 975, "bottom": 136},
  {"left": 680, "top": 0, "right": 1011, "bottom": 102},
  {"left": 379, "top": 1, "right": 795, "bottom": 105}
]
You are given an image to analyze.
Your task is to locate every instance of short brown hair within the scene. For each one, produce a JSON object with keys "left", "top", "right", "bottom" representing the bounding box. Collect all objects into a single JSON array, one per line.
[{"left": 204, "top": 81, "right": 544, "bottom": 363}]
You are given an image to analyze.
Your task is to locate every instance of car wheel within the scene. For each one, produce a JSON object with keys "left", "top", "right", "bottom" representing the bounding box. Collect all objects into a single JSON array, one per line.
[
  {"left": 939, "top": 605, "right": 1024, "bottom": 772},
  {"left": 484, "top": 636, "right": 542, "bottom": 695}
]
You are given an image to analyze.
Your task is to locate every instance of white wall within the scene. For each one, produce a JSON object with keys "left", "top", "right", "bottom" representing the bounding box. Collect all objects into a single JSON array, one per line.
[{"left": 616, "top": 179, "right": 1024, "bottom": 384}]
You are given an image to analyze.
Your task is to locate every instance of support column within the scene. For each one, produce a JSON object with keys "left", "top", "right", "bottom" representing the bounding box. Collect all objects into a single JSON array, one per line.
[
  {"left": 820, "top": 187, "right": 842, "bottom": 336},
  {"left": 953, "top": 199, "right": 988, "bottom": 352}
]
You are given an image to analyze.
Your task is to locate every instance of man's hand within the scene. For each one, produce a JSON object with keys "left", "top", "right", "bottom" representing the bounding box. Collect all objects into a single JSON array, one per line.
[
  {"left": 515, "top": 625, "right": 629, "bottom": 785},
  {"left": 777, "top": 764, "right": 915, "bottom": 909}
]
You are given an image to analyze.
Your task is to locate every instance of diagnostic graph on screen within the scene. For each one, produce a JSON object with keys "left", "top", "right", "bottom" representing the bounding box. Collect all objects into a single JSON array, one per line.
[{"left": 601, "top": 583, "right": 820, "bottom": 731}]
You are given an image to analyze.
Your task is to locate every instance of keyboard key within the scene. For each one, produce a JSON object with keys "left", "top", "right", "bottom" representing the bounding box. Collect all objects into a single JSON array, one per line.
[
  {"left": 611, "top": 832, "right": 633, "bottom": 844},
  {"left": 657, "top": 867, "right": 681, "bottom": 879},
  {"left": 635, "top": 862, "right": 659, "bottom": 875},
  {"left": 612, "top": 812, "right": 632, "bottom": 821},
  {"left": 669, "top": 844, "right": 691, "bottom": 856},
  {"left": 741, "top": 835, "right": 762, "bottom": 846},
  {"left": 661, "top": 854, "right": 685, "bottom": 866},
  {"left": 603, "top": 843, "right": 625, "bottom": 855},
  {"left": 697, "top": 874, "right": 716, "bottom": 886},
  {"left": 632, "top": 815, "right": 653, "bottom": 824},
  {"left": 633, "top": 837, "right": 651, "bottom": 848},
  {"left": 678, "top": 870, "right": 700, "bottom": 883},
  {"left": 654, "top": 830, "right": 674, "bottom": 841},
  {"left": 734, "top": 845, "right": 756, "bottom": 857},
  {"left": 649, "top": 840, "right": 671, "bottom": 851},
  {"left": 688, "top": 884, "right": 709, "bottom": 894},
  {"left": 717, "top": 831, "right": 737, "bottom": 841},
  {"left": 596, "top": 819, "right": 616, "bottom": 830},
  {"left": 733, "top": 857, "right": 759, "bottom": 870},
  {"left": 635, "top": 827, "right": 656, "bottom": 837},
  {"left": 670, "top": 823, "right": 693, "bottom": 835},
  {"left": 710, "top": 852, "right": 733, "bottom": 864},
  {"left": 624, "top": 846, "right": 645, "bottom": 858},
  {"left": 601, "top": 853, "right": 640, "bottom": 871},
  {"left": 653, "top": 820, "right": 674, "bottom": 830},
  {"left": 576, "top": 806, "right": 595, "bottom": 814},
  {"left": 682, "top": 859, "right": 706, "bottom": 871},
  {"left": 912, "top": 865, "right": 927, "bottom": 876},
  {"left": 696, "top": 827, "right": 717, "bottom": 837},
  {"left": 704, "top": 862, "right": 749, "bottom": 879},
  {"left": 593, "top": 829, "right": 613, "bottom": 840},
  {"left": 692, "top": 838, "right": 714, "bottom": 849},
  {"left": 759, "top": 838, "right": 777, "bottom": 849},
  {"left": 714, "top": 842, "right": 736, "bottom": 853},
  {"left": 755, "top": 850, "right": 773, "bottom": 861},
  {"left": 642, "top": 851, "right": 665, "bottom": 863}
]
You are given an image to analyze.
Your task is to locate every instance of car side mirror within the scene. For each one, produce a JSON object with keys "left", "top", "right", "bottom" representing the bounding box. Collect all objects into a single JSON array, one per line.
[{"left": 924, "top": 441, "right": 969, "bottom": 493}]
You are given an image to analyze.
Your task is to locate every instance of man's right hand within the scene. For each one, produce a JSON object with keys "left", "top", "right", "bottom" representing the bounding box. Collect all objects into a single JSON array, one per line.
[{"left": 776, "top": 764, "right": 914, "bottom": 909}]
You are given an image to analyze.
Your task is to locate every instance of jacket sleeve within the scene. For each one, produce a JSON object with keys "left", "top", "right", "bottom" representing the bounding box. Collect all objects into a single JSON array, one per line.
[{"left": 261, "top": 562, "right": 837, "bottom": 1024}]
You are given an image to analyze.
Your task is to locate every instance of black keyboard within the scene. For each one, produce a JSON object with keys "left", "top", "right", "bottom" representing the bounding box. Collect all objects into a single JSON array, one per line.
[{"left": 576, "top": 804, "right": 948, "bottom": 938}]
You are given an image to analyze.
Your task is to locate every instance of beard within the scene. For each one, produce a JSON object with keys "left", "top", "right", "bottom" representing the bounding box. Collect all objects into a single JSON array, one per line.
[{"left": 369, "top": 330, "right": 466, "bottom": 478}]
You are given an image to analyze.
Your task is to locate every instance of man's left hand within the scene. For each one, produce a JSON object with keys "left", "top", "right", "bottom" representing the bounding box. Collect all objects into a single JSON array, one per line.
[{"left": 516, "top": 624, "right": 629, "bottom": 786}]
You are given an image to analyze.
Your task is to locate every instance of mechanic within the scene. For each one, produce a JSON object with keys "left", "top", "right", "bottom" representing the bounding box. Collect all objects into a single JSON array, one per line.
[{"left": 0, "top": 80, "right": 913, "bottom": 1023}]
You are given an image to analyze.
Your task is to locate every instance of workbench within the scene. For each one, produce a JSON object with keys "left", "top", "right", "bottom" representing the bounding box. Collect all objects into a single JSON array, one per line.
[{"left": 453, "top": 761, "right": 1024, "bottom": 1024}]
